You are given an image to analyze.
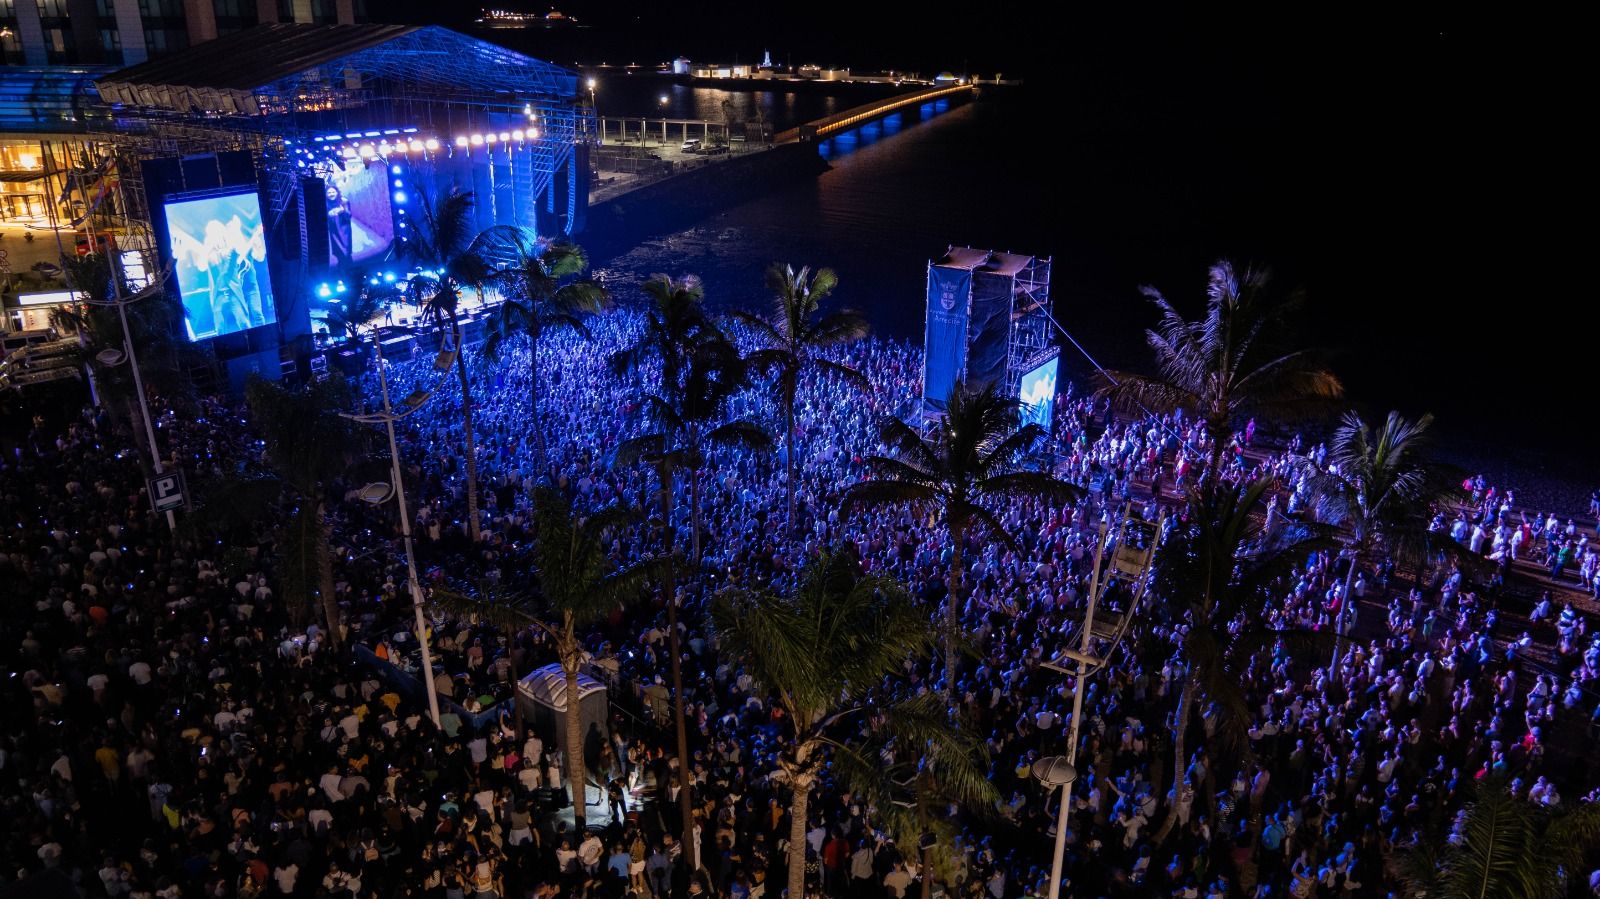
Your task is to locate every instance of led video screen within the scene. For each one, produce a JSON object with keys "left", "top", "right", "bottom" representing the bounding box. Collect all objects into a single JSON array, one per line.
[
  {"left": 323, "top": 158, "right": 395, "bottom": 267},
  {"left": 164, "top": 191, "right": 276, "bottom": 342},
  {"left": 1019, "top": 356, "right": 1059, "bottom": 431}
]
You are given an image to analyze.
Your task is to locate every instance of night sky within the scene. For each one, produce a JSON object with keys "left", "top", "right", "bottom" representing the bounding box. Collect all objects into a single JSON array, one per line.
[{"left": 388, "top": 1, "right": 1591, "bottom": 447}]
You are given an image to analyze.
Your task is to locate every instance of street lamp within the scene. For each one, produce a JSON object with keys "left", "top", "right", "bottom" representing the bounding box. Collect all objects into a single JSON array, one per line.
[
  {"left": 1039, "top": 508, "right": 1164, "bottom": 899},
  {"left": 79, "top": 263, "right": 176, "bottom": 532},
  {"left": 586, "top": 78, "right": 600, "bottom": 145},
  {"left": 341, "top": 328, "right": 447, "bottom": 727},
  {"left": 658, "top": 95, "right": 669, "bottom": 146}
]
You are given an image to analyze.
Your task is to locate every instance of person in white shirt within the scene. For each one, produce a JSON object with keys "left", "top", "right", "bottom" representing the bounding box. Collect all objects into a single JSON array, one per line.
[
  {"left": 319, "top": 768, "right": 345, "bottom": 802},
  {"left": 578, "top": 832, "right": 604, "bottom": 873},
  {"left": 273, "top": 862, "right": 298, "bottom": 895}
]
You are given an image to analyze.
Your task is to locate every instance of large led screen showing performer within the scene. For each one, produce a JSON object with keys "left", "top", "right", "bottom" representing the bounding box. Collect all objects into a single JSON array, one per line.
[
  {"left": 322, "top": 158, "right": 395, "bottom": 267},
  {"left": 1019, "top": 356, "right": 1059, "bottom": 431},
  {"left": 164, "top": 191, "right": 276, "bottom": 342}
]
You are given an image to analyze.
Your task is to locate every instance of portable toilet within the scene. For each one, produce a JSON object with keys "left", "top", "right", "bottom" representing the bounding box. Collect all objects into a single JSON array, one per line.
[{"left": 516, "top": 663, "right": 610, "bottom": 763}]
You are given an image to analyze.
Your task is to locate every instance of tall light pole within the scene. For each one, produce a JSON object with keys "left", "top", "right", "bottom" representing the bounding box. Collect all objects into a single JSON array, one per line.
[
  {"left": 587, "top": 77, "right": 600, "bottom": 145},
  {"left": 1037, "top": 507, "right": 1164, "bottom": 899},
  {"left": 343, "top": 329, "right": 443, "bottom": 727},
  {"left": 80, "top": 259, "right": 175, "bottom": 531},
  {"left": 1034, "top": 518, "right": 1108, "bottom": 899},
  {"left": 659, "top": 94, "right": 669, "bottom": 145}
]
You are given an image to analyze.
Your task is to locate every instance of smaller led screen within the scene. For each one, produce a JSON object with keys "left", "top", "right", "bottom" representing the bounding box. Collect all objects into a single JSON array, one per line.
[
  {"left": 164, "top": 191, "right": 276, "bottom": 342},
  {"left": 322, "top": 158, "right": 395, "bottom": 267},
  {"left": 1019, "top": 356, "right": 1059, "bottom": 431}
]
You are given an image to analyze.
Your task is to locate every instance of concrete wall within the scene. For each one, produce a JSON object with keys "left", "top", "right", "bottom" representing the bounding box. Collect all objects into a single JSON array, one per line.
[{"left": 581, "top": 141, "right": 825, "bottom": 257}]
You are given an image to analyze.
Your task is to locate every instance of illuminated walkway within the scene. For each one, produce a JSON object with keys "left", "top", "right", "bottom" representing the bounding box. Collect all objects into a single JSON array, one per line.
[{"left": 775, "top": 82, "right": 977, "bottom": 143}]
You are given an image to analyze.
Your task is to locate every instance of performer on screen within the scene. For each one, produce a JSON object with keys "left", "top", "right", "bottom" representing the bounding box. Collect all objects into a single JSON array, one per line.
[
  {"left": 201, "top": 220, "right": 251, "bottom": 334},
  {"left": 327, "top": 184, "right": 354, "bottom": 268}
]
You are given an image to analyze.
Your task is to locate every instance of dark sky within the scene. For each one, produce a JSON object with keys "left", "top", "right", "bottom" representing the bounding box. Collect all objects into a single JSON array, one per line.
[{"left": 384, "top": 1, "right": 1591, "bottom": 445}]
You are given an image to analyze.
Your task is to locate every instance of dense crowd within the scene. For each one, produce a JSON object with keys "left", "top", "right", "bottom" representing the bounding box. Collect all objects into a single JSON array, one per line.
[{"left": 4, "top": 301, "right": 1600, "bottom": 899}]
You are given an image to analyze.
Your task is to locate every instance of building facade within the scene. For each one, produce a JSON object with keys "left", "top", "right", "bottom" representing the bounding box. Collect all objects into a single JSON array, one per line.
[{"left": 1, "top": 0, "right": 367, "bottom": 67}]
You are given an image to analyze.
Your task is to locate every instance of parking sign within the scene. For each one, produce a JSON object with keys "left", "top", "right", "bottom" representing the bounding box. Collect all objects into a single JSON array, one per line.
[{"left": 149, "top": 470, "right": 187, "bottom": 513}]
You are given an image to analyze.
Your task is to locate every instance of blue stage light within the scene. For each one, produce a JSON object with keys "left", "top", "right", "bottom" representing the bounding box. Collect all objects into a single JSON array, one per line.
[
  {"left": 383, "top": 272, "right": 397, "bottom": 283},
  {"left": 393, "top": 191, "right": 408, "bottom": 205},
  {"left": 335, "top": 281, "right": 347, "bottom": 293},
  {"left": 317, "top": 284, "right": 332, "bottom": 298}
]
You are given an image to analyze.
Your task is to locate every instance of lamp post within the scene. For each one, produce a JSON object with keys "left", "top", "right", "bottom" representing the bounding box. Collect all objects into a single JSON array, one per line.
[
  {"left": 587, "top": 78, "right": 600, "bottom": 145},
  {"left": 342, "top": 330, "right": 443, "bottom": 727},
  {"left": 80, "top": 261, "right": 175, "bottom": 532},
  {"left": 659, "top": 94, "right": 669, "bottom": 145}
]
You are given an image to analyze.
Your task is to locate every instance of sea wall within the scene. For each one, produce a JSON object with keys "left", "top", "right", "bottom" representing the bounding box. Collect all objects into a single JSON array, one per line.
[{"left": 580, "top": 142, "right": 827, "bottom": 258}]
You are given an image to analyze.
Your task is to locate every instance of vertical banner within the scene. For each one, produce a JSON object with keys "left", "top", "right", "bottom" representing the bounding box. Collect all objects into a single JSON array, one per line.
[
  {"left": 923, "top": 264, "right": 971, "bottom": 416},
  {"left": 967, "top": 270, "right": 1011, "bottom": 391}
]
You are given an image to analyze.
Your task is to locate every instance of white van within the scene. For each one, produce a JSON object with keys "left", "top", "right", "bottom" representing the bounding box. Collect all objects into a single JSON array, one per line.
[{"left": 680, "top": 138, "right": 701, "bottom": 153}]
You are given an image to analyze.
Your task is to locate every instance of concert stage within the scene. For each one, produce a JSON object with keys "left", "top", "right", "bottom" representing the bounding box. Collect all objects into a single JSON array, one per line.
[{"left": 87, "top": 24, "right": 592, "bottom": 388}]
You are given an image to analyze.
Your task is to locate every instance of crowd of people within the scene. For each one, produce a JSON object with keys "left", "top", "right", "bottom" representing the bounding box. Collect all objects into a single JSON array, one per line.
[{"left": 5, "top": 297, "right": 1600, "bottom": 899}]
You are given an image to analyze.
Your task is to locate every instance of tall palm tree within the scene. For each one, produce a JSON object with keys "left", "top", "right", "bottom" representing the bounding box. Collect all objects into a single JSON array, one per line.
[
  {"left": 620, "top": 337, "right": 772, "bottom": 567},
  {"left": 1149, "top": 475, "right": 1335, "bottom": 841},
  {"left": 435, "top": 489, "right": 659, "bottom": 832},
  {"left": 615, "top": 339, "right": 769, "bottom": 868},
  {"left": 732, "top": 262, "right": 869, "bottom": 535},
  {"left": 1395, "top": 773, "right": 1600, "bottom": 899},
  {"left": 404, "top": 186, "right": 491, "bottom": 542},
  {"left": 1099, "top": 260, "right": 1343, "bottom": 486},
  {"left": 1305, "top": 410, "right": 1468, "bottom": 677},
  {"left": 608, "top": 272, "right": 729, "bottom": 868},
  {"left": 244, "top": 374, "right": 363, "bottom": 646},
  {"left": 712, "top": 549, "right": 993, "bottom": 899},
  {"left": 476, "top": 228, "right": 610, "bottom": 478},
  {"left": 609, "top": 273, "right": 723, "bottom": 405},
  {"left": 529, "top": 487, "right": 660, "bottom": 832},
  {"left": 843, "top": 382, "right": 1079, "bottom": 700}
]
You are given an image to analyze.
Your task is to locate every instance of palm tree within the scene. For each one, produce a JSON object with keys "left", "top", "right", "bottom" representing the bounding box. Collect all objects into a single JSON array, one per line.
[
  {"left": 404, "top": 186, "right": 491, "bottom": 542},
  {"left": 1395, "top": 773, "right": 1600, "bottom": 899},
  {"left": 732, "top": 262, "right": 869, "bottom": 535},
  {"left": 620, "top": 337, "right": 772, "bottom": 567},
  {"left": 607, "top": 273, "right": 731, "bottom": 868},
  {"left": 529, "top": 487, "right": 660, "bottom": 832},
  {"left": 435, "top": 489, "right": 659, "bottom": 832},
  {"left": 52, "top": 253, "right": 190, "bottom": 443},
  {"left": 615, "top": 337, "right": 769, "bottom": 867},
  {"left": 843, "top": 382, "right": 1079, "bottom": 700},
  {"left": 325, "top": 278, "right": 391, "bottom": 346},
  {"left": 1149, "top": 475, "right": 1335, "bottom": 841},
  {"left": 712, "top": 548, "right": 993, "bottom": 899},
  {"left": 1098, "top": 260, "right": 1343, "bottom": 486},
  {"left": 1305, "top": 410, "right": 1469, "bottom": 678},
  {"left": 609, "top": 273, "right": 723, "bottom": 406},
  {"left": 243, "top": 374, "right": 363, "bottom": 646},
  {"left": 476, "top": 228, "right": 610, "bottom": 478}
]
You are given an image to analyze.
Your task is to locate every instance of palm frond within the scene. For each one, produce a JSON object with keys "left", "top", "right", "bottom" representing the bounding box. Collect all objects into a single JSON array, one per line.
[{"left": 704, "top": 419, "right": 773, "bottom": 452}]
